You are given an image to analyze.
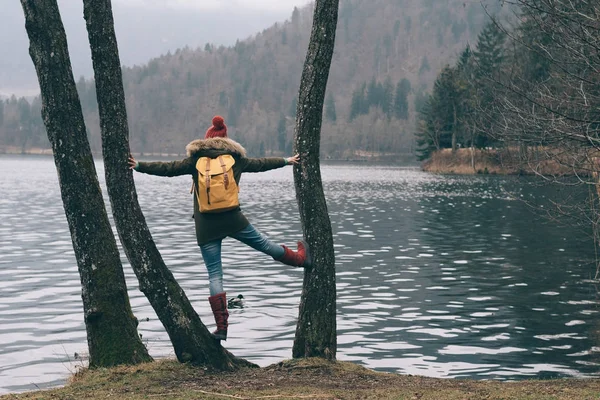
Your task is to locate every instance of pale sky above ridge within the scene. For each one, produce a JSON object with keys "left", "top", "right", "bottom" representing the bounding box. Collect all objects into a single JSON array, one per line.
[
  {"left": 119, "top": 0, "right": 313, "bottom": 12},
  {"left": 1, "top": 0, "right": 315, "bottom": 96}
]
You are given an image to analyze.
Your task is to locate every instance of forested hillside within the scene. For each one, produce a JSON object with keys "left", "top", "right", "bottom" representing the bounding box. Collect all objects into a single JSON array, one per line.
[
  {"left": 0, "top": 0, "right": 502, "bottom": 159},
  {"left": 415, "top": 0, "right": 599, "bottom": 174}
]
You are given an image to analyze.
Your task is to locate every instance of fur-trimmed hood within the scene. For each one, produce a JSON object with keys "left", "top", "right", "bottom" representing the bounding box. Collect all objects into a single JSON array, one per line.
[{"left": 185, "top": 137, "right": 247, "bottom": 158}]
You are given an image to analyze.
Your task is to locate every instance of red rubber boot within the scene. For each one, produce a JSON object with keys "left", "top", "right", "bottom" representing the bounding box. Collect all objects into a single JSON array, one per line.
[{"left": 208, "top": 292, "right": 229, "bottom": 340}]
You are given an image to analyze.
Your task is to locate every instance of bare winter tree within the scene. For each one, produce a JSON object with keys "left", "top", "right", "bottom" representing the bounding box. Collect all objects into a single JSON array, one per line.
[
  {"left": 82, "top": 0, "right": 253, "bottom": 370},
  {"left": 495, "top": 0, "right": 600, "bottom": 167},
  {"left": 293, "top": 0, "right": 339, "bottom": 359},
  {"left": 20, "top": 0, "right": 151, "bottom": 367},
  {"left": 488, "top": 0, "right": 600, "bottom": 274}
]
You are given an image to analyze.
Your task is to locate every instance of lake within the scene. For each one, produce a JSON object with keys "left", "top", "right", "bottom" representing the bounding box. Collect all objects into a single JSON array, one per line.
[{"left": 1, "top": 154, "right": 599, "bottom": 394}]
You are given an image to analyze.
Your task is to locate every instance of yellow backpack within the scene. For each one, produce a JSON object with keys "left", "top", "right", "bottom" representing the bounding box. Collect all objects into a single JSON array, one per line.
[{"left": 194, "top": 155, "right": 239, "bottom": 213}]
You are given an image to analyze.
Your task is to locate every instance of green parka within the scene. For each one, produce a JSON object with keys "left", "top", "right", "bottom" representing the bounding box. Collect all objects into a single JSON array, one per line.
[{"left": 136, "top": 137, "right": 287, "bottom": 245}]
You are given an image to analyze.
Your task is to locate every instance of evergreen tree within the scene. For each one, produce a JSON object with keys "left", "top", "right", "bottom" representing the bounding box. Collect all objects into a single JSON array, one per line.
[
  {"left": 349, "top": 88, "right": 361, "bottom": 121},
  {"left": 277, "top": 113, "right": 287, "bottom": 151},
  {"left": 17, "top": 98, "right": 32, "bottom": 148},
  {"left": 0, "top": 100, "right": 4, "bottom": 127},
  {"left": 373, "top": 43, "right": 382, "bottom": 74},
  {"left": 517, "top": 13, "right": 552, "bottom": 83},
  {"left": 400, "top": 78, "right": 411, "bottom": 93},
  {"left": 436, "top": 27, "right": 445, "bottom": 47},
  {"left": 394, "top": 78, "right": 411, "bottom": 120},
  {"left": 291, "top": 6, "right": 301, "bottom": 28},
  {"left": 349, "top": 84, "right": 367, "bottom": 121},
  {"left": 419, "top": 56, "right": 431, "bottom": 75},
  {"left": 325, "top": 92, "right": 337, "bottom": 122},
  {"left": 383, "top": 34, "right": 393, "bottom": 59},
  {"left": 456, "top": 44, "right": 473, "bottom": 73},
  {"left": 289, "top": 96, "right": 298, "bottom": 117},
  {"left": 382, "top": 77, "right": 394, "bottom": 119},
  {"left": 393, "top": 20, "right": 401, "bottom": 37},
  {"left": 414, "top": 88, "right": 428, "bottom": 114},
  {"left": 28, "top": 97, "right": 45, "bottom": 147},
  {"left": 472, "top": 20, "right": 507, "bottom": 147},
  {"left": 227, "top": 103, "right": 239, "bottom": 127},
  {"left": 414, "top": 65, "right": 462, "bottom": 159},
  {"left": 17, "top": 98, "right": 30, "bottom": 129},
  {"left": 473, "top": 20, "right": 506, "bottom": 80},
  {"left": 414, "top": 96, "right": 438, "bottom": 160},
  {"left": 218, "top": 91, "right": 228, "bottom": 107},
  {"left": 433, "top": 65, "right": 461, "bottom": 149},
  {"left": 366, "top": 77, "right": 380, "bottom": 109},
  {"left": 358, "top": 82, "right": 369, "bottom": 114},
  {"left": 455, "top": 45, "right": 476, "bottom": 147},
  {"left": 452, "top": 20, "right": 466, "bottom": 40}
]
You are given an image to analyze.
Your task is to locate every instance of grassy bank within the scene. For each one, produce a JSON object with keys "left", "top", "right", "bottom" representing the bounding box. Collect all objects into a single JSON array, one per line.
[
  {"left": 422, "top": 148, "right": 583, "bottom": 176},
  {"left": 2, "top": 358, "right": 599, "bottom": 400}
]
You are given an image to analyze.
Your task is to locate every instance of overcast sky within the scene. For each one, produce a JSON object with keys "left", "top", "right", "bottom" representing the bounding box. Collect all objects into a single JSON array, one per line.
[
  {"left": 1, "top": 0, "right": 314, "bottom": 96},
  {"left": 120, "top": 0, "right": 313, "bottom": 12}
]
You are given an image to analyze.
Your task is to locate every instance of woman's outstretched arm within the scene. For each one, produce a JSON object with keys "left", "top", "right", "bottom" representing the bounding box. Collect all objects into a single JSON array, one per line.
[
  {"left": 241, "top": 154, "right": 299, "bottom": 173},
  {"left": 128, "top": 155, "right": 195, "bottom": 177}
]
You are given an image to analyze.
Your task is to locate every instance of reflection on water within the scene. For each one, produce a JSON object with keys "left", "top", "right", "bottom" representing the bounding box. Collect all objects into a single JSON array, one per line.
[{"left": 1, "top": 155, "right": 599, "bottom": 394}]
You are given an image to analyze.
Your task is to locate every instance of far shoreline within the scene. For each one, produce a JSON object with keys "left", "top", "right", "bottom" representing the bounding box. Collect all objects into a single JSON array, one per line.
[
  {"left": 0, "top": 146, "right": 420, "bottom": 165},
  {"left": 3, "top": 146, "right": 592, "bottom": 176}
]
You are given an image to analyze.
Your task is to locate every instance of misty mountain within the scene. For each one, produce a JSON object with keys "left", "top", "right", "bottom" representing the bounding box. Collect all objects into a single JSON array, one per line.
[
  {"left": 1, "top": 0, "right": 504, "bottom": 158},
  {"left": 0, "top": 1, "right": 292, "bottom": 96}
]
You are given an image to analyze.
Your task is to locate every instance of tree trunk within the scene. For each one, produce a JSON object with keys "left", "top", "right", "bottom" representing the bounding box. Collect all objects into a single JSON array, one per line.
[
  {"left": 20, "top": 0, "right": 151, "bottom": 367},
  {"left": 82, "top": 0, "right": 251, "bottom": 370},
  {"left": 292, "top": 0, "right": 339, "bottom": 360}
]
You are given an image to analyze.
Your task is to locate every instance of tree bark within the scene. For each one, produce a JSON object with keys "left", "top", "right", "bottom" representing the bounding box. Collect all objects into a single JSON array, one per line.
[
  {"left": 20, "top": 0, "right": 151, "bottom": 367},
  {"left": 82, "top": 0, "right": 251, "bottom": 370},
  {"left": 292, "top": 0, "right": 339, "bottom": 359}
]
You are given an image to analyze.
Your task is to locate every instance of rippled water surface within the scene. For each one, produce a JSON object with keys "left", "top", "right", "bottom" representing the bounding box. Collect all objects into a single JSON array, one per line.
[{"left": 1, "top": 155, "right": 599, "bottom": 393}]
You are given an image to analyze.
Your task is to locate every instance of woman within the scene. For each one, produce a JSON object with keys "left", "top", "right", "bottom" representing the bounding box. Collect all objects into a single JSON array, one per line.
[{"left": 128, "top": 115, "right": 310, "bottom": 341}]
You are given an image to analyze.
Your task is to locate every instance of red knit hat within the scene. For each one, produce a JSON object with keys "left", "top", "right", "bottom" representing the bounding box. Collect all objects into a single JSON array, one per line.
[{"left": 205, "top": 115, "right": 228, "bottom": 138}]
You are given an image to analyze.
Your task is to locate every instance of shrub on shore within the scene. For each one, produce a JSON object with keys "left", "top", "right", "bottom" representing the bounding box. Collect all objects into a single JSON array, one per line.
[{"left": 422, "top": 147, "right": 591, "bottom": 176}]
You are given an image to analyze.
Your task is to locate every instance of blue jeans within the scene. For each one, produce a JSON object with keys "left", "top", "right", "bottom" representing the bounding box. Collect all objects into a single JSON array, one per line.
[{"left": 200, "top": 224, "right": 286, "bottom": 296}]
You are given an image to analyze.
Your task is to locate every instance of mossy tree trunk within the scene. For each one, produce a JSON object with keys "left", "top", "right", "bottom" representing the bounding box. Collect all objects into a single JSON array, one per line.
[
  {"left": 20, "top": 0, "right": 151, "bottom": 367},
  {"left": 292, "top": 0, "right": 339, "bottom": 359},
  {"left": 82, "top": 0, "right": 251, "bottom": 370}
]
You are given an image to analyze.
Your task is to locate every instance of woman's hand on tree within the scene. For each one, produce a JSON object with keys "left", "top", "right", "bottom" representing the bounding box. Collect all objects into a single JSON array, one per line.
[
  {"left": 128, "top": 155, "right": 138, "bottom": 170},
  {"left": 286, "top": 154, "right": 300, "bottom": 165}
]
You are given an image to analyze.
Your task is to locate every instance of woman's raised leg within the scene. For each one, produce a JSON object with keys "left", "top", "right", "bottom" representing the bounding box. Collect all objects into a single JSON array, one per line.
[{"left": 231, "top": 224, "right": 311, "bottom": 267}]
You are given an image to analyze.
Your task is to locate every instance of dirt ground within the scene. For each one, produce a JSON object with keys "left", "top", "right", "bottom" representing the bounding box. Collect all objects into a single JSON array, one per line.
[{"left": 2, "top": 358, "right": 600, "bottom": 400}]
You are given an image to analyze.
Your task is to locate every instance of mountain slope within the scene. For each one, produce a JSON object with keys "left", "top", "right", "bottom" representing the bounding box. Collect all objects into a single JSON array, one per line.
[{"left": 1, "top": 0, "right": 502, "bottom": 158}]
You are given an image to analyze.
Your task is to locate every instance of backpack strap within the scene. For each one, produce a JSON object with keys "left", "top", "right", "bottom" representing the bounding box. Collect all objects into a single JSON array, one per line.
[
  {"left": 205, "top": 157, "right": 211, "bottom": 204},
  {"left": 218, "top": 155, "right": 230, "bottom": 189}
]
